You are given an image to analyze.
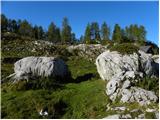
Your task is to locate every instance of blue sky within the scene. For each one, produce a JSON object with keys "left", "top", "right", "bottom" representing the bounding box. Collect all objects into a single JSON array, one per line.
[{"left": 1, "top": 1, "right": 159, "bottom": 45}]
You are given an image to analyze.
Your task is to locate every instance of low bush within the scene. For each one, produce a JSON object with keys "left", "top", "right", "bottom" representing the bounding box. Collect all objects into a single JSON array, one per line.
[
  {"left": 110, "top": 43, "right": 139, "bottom": 54},
  {"left": 134, "top": 76, "right": 159, "bottom": 96}
]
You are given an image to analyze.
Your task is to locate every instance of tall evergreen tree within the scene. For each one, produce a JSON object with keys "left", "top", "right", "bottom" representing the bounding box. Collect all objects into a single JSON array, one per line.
[
  {"left": 71, "top": 33, "right": 76, "bottom": 44},
  {"left": 33, "top": 25, "right": 39, "bottom": 39},
  {"left": 19, "top": 20, "right": 33, "bottom": 37},
  {"left": 112, "top": 24, "right": 122, "bottom": 43},
  {"left": 90, "top": 22, "right": 101, "bottom": 42},
  {"left": 84, "top": 23, "right": 91, "bottom": 44},
  {"left": 101, "top": 22, "right": 110, "bottom": 41},
  {"left": 1, "top": 14, "right": 8, "bottom": 32},
  {"left": 125, "top": 24, "right": 146, "bottom": 43},
  {"left": 38, "top": 26, "right": 45, "bottom": 40},
  {"left": 55, "top": 27, "right": 61, "bottom": 43},
  {"left": 61, "top": 17, "right": 72, "bottom": 44},
  {"left": 79, "top": 35, "right": 84, "bottom": 44},
  {"left": 47, "top": 22, "right": 56, "bottom": 42},
  {"left": 139, "top": 25, "right": 146, "bottom": 42}
]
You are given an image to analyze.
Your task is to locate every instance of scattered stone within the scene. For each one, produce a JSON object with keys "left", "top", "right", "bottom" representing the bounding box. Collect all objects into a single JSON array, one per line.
[{"left": 67, "top": 44, "right": 106, "bottom": 61}]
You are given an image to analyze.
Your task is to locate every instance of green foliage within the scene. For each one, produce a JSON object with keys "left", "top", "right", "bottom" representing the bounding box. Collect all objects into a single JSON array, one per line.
[
  {"left": 18, "top": 20, "right": 33, "bottom": 37},
  {"left": 101, "top": 22, "right": 110, "bottom": 41},
  {"left": 1, "top": 14, "right": 8, "bottom": 32},
  {"left": 61, "top": 17, "right": 72, "bottom": 44},
  {"left": 135, "top": 77, "right": 159, "bottom": 96},
  {"left": 84, "top": 23, "right": 91, "bottom": 44},
  {"left": 33, "top": 25, "right": 45, "bottom": 40},
  {"left": 125, "top": 24, "right": 146, "bottom": 42},
  {"left": 47, "top": 22, "right": 57, "bottom": 42},
  {"left": 145, "top": 112, "right": 156, "bottom": 119},
  {"left": 110, "top": 43, "right": 139, "bottom": 54},
  {"left": 90, "top": 22, "right": 101, "bottom": 41},
  {"left": 112, "top": 24, "right": 122, "bottom": 43}
]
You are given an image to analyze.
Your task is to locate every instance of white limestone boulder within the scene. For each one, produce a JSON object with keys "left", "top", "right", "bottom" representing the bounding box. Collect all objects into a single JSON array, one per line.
[{"left": 8, "top": 56, "right": 69, "bottom": 82}]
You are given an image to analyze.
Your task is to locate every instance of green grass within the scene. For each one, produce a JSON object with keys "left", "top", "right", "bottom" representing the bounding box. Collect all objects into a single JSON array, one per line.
[{"left": 1, "top": 56, "right": 110, "bottom": 119}]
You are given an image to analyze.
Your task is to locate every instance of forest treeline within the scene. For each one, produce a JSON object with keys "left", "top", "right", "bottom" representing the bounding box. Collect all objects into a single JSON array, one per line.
[{"left": 1, "top": 14, "right": 149, "bottom": 45}]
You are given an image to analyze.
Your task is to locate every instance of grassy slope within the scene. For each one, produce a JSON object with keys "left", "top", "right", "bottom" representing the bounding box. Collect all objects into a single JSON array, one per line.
[
  {"left": 1, "top": 39, "right": 159, "bottom": 119},
  {"left": 1, "top": 55, "right": 110, "bottom": 119}
]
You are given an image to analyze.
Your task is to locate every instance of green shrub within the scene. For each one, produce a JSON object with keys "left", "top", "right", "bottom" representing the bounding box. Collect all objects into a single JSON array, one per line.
[
  {"left": 110, "top": 43, "right": 139, "bottom": 54},
  {"left": 135, "top": 77, "right": 159, "bottom": 96},
  {"left": 145, "top": 112, "right": 156, "bottom": 119}
]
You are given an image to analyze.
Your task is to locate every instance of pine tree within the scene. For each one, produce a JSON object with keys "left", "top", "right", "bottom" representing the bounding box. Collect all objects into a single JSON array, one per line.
[
  {"left": 71, "top": 33, "right": 76, "bottom": 44},
  {"left": 55, "top": 27, "right": 61, "bottom": 43},
  {"left": 19, "top": 20, "right": 33, "bottom": 37},
  {"left": 33, "top": 25, "right": 39, "bottom": 39},
  {"left": 91, "top": 22, "right": 101, "bottom": 43},
  {"left": 125, "top": 24, "right": 146, "bottom": 43},
  {"left": 47, "top": 22, "right": 56, "bottom": 42},
  {"left": 1, "top": 14, "right": 8, "bottom": 32},
  {"left": 101, "top": 22, "right": 110, "bottom": 41},
  {"left": 79, "top": 35, "right": 84, "bottom": 44},
  {"left": 112, "top": 24, "right": 122, "bottom": 43},
  {"left": 84, "top": 23, "right": 91, "bottom": 44},
  {"left": 61, "top": 17, "right": 72, "bottom": 44},
  {"left": 139, "top": 25, "right": 146, "bottom": 42},
  {"left": 38, "top": 26, "right": 44, "bottom": 40}
]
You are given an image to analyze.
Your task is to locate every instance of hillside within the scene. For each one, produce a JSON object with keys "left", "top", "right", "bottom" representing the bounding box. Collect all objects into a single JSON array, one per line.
[{"left": 1, "top": 35, "right": 159, "bottom": 119}]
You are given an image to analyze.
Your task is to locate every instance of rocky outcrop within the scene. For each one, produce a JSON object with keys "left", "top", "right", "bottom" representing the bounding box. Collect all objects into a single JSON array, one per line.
[
  {"left": 67, "top": 44, "right": 106, "bottom": 61},
  {"left": 105, "top": 71, "right": 158, "bottom": 105},
  {"left": 7, "top": 57, "right": 69, "bottom": 83},
  {"left": 96, "top": 50, "right": 158, "bottom": 81},
  {"left": 96, "top": 50, "right": 159, "bottom": 105}
]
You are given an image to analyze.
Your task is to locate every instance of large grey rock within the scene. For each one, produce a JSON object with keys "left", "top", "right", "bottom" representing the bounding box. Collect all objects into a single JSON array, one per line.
[
  {"left": 96, "top": 50, "right": 139, "bottom": 81},
  {"left": 8, "top": 57, "right": 69, "bottom": 82},
  {"left": 96, "top": 50, "right": 158, "bottom": 81}
]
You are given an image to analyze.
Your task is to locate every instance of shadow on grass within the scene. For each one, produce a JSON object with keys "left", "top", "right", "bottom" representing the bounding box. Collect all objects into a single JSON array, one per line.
[{"left": 74, "top": 73, "right": 95, "bottom": 83}]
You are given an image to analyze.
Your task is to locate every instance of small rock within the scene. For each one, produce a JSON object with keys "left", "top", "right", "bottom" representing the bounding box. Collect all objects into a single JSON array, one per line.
[
  {"left": 130, "top": 109, "right": 140, "bottom": 113},
  {"left": 39, "top": 109, "right": 48, "bottom": 116},
  {"left": 122, "top": 80, "right": 131, "bottom": 89},
  {"left": 155, "top": 111, "right": 159, "bottom": 119},
  {"left": 121, "top": 114, "right": 132, "bottom": 119},
  {"left": 103, "top": 114, "right": 121, "bottom": 119},
  {"left": 146, "top": 108, "right": 156, "bottom": 112},
  {"left": 114, "top": 107, "right": 126, "bottom": 111},
  {"left": 138, "top": 114, "right": 145, "bottom": 119}
]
